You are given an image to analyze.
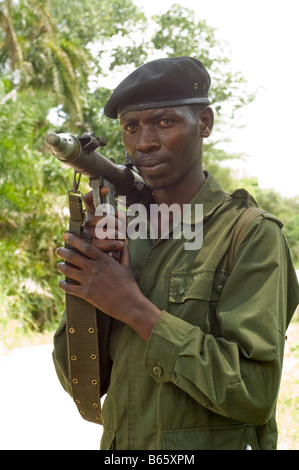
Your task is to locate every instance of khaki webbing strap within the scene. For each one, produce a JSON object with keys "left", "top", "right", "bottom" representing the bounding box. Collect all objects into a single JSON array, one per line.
[
  {"left": 66, "top": 295, "right": 102, "bottom": 424},
  {"left": 68, "top": 192, "right": 85, "bottom": 235},
  {"left": 65, "top": 190, "right": 102, "bottom": 424},
  {"left": 227, "top": 207, "right": 266, "bottom": 273}
]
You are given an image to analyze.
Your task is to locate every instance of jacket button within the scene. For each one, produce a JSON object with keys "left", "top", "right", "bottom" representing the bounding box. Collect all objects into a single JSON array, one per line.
[
  {"left": 244, "top": 444, "right": 252, "bottom": 450},
  {"left": 177, "top": 287, "right": 185, "bottom": 295},
  {"left": 153, "top": 366, "right": 164, "bottom": 377},
  {"left": 216, "top": 285, "right": 223, "bottom": 294}
]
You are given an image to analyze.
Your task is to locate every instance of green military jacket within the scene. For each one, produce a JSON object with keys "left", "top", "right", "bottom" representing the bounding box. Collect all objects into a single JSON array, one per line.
[{"left": 53, "top": 172, "right": 299, "bottom": 450}]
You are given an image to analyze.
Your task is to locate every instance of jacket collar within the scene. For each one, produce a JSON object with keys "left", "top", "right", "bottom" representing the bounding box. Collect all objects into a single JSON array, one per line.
[
  {"left": 127, "top": 171, "right": 229, "bottom": 232},
  {"left": 188, "top": 171, "right": 228, "bottom": 225}
]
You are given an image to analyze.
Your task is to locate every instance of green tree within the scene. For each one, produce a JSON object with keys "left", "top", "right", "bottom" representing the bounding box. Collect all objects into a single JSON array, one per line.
[
  {"left": 254, "top": 187, "right": 299, "bottom": 265},
  {"left": 0, "top": 87, "right": 67, "bottom": 336},
  {"left": 0, "top": 0, "right": 86, "bottom": 127},
  {"left": 0, "top": 0, "right": 147, "bottom": 130}
]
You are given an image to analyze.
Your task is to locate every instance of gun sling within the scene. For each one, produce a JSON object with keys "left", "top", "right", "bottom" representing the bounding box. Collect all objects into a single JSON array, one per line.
[
  {"left": 227, "top": 207, "right": 266, "bottom": 273},
  {"left": 65, "top": 190, "right": 102, "bottom": 424}
]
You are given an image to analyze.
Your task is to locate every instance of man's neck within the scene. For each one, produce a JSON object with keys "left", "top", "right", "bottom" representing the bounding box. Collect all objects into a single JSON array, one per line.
[{"left": 153, "top": 170, "right": 206, "bottom": 207}]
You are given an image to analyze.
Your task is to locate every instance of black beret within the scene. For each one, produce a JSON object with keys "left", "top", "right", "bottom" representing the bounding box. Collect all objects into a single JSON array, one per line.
[{"left": 104, "top": 56, "right": 211, "bottom": 119}]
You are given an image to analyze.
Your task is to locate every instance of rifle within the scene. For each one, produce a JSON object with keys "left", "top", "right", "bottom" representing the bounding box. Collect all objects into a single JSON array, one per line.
[{"left": 47, "top": 130, "right": 150, "bottom": 218}]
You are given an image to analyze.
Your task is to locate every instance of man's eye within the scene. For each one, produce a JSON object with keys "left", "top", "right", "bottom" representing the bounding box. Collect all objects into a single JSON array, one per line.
[
  {"left": 124, "top": 123, "right": 138, "bottom": 132},
  {"left": 159, "top": 119, "right": 172, "bottom": 127}
]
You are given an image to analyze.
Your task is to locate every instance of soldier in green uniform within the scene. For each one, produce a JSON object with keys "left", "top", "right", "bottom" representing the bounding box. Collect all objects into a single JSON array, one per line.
[{"left": 53, "top": 57, "right": 299, "bottom": 450}]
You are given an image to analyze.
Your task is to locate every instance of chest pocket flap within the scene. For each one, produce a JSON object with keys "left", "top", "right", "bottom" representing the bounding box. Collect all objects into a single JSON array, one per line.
[{"left": 169, "top": 269, "right": 219, "bottom": 303}]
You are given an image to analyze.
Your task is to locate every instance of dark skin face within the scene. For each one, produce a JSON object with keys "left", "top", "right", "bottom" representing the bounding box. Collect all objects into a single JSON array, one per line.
[{"left": 120, "top": 105, "right": 214, "bottom": 206}]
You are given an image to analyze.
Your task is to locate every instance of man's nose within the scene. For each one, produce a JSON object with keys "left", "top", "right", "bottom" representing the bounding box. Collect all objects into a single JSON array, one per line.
[{"left": 136, "top": 127, "right": 160, "bottom": 153}]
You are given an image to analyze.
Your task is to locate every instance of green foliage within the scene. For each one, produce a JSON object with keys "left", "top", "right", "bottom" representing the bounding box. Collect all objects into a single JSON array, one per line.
[
  {"left": 0, "top": 86, "right": 70, "bottom": 336},
  {"left": 0, "top": 0, "right": 298, "bottom": 343},
  {"left": 242, "top": 180, "right": 299, "bottom": 263}
]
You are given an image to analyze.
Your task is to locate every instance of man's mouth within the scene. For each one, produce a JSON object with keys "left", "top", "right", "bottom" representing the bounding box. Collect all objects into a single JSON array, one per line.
[{"left": 137, "top": 158, "right": 167, "bottom": 176}]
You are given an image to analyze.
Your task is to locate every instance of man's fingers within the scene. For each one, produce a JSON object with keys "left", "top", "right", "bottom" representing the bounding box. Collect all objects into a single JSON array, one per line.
[
  {"left": 58, "top": 279, "right": 79, "bottom": 295},
  {"left": 91, "top": 238, "right": 125, "bottom": 251},
  {"left": 94, "top": 227, "right": 126, "bottom": 240},
  {"left": 84, "top": 188, "right": 110, "bottom": 214},
  {"left": 85, "top": 212, "right": 122, "bottom": 228},
  {"left": 85, "top": 212, "right": 126, "bottom": 240},
  {"left": 120, "top": 242, "right": 131, "bottom": 267},
  {"left": 56, "top": 233, "right": 125, "bottom": 260},
  {"left": 56, "top": 234, "right": 104, "bottom": 268},
  {"left": 83, "top": 190, "right": 95, "bottom": 213},
  {"left": 64, "top": 233, "right": 101, "bottom": 259},
  {"left": 57, "top": 262, "right": 83, "bottom": 284}
]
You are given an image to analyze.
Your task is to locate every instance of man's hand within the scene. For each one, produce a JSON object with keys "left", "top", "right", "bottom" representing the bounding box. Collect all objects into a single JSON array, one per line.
[
  {"left": 55, "top": 233, "right": 161, "bottom": 342},
  {"left": 56, "top": 232, "right": 132, "bottom": 314}
]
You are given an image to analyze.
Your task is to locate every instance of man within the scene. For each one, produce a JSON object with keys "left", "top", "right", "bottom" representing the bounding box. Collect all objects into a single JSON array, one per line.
[{"left": 53, "top": 57, "right": 299, "bottom": 450}]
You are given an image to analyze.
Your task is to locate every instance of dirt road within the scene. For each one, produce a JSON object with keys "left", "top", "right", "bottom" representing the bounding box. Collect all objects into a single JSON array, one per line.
[{"left": 0, "top": 343, "right": 102, "bottom": 450}]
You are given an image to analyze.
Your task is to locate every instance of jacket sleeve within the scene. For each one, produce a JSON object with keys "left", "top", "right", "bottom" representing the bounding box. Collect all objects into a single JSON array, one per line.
[
  {"left": 52, "top": 311, "right": 72, "bottom": 396},
  {"left": 144, "top": 215, "right": 299, "bottom": 425}
]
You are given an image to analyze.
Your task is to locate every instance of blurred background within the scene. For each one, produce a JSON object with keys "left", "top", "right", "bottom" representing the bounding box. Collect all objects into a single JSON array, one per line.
[{"left": 0, "top": 0, "right": 298, "bottom": 450}]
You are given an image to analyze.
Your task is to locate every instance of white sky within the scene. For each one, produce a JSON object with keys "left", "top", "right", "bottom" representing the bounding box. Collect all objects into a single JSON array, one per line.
[{"left": 132, "top": 0, "right": 299, "bottom": 198}]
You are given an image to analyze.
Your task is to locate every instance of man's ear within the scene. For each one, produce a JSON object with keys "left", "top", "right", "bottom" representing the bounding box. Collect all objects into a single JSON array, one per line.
[{"left": 200, "top": 106, "right": 214, "bottom": 137}]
